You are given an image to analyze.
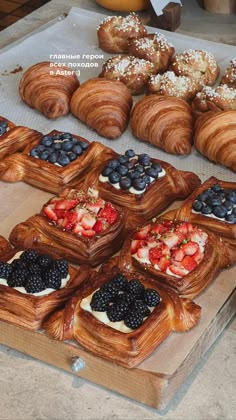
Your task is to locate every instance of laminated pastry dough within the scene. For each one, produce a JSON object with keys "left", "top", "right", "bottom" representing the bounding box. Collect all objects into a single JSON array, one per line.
[
  {"left": 97, "top": 13, "right": 147, "bottom": 54},
  {"left": 194, "top": 110, "right": 236, "bottom": 172},
  {"left": 0, "top": 116, "right": 15, "bottom": 137},
  {"left": 0, "top": 129, "right": 114, "bottom": 194},
  {"left": 82, "top": 148, "right": 201, "bottom": 230},
  {"left": 9, "top": 188, "right": 127, "bottom": 267},
  {"left": 70, "top": 78, "right": 133, "bottom": 139},
  {"left": 118, "top": 219, "right": 236, "bottom": 299},
  {"left": 130, "top": 95, "right": 194, "bottom": 155},
  {"left": 191, "top": 84, "right": 236, "bottom": 118},
  {"left": 163, "top": 177, "right": 236, "bottom": 245},
  {"left": 19, "top": 61, "right": 80, "bottom": 119},
  {"left": 0, "top": 236, "right": 91, "bottom": 330},
  {"left": 44, "top": 267, "right": 201, "bottom": 368}
]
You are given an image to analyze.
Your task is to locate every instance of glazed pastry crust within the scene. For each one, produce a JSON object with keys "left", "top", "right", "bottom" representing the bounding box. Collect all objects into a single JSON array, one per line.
[
  {"left": 220, "top": 58, "right": 236, "bottom": 88},
  {"left": 97, "top": 13, "right": 147, "bottom": 54},
  {"left": 128, "top": 33, "right": 175, "bottom": 73},
  {"left": 163, "top": 177, "right": 236, "bottom": 245},
  {"left": 130, "top": 95, "right": 194, "bottom": 155},
  {"left": 192, "top": 84, "right": 236, "bottom": 117},
  {"left": 0, "top": 237, "right": 91, "bottom": 330},
  {"left": 82, "top": 150, "right": 201, "bottom": 230},
  {"left": 118, "top": 220, "right": 236, "bottom": 299},
  {"left": 0, "top": 125, "right": 41, "bottom": 161},
  {"left": 194, "top": 110, "right": 236, "bottom": 172},
  {"left": 70, "top": 78, "right": 133, "bottom": 139},
  {"left": 44, "top": 267, "right": 201, "bottom": 368},
  {"left": 0, "top": 130, "right": 114, "bottom": 194},
  {"left": 99, "top": 55, "right": 155, "bottom": 95},
  {"left": 0, "top": 116, "right": 15, "bottom": 137},
  {"left": 169, "top": 49, "right": 219, "bottom": 86},
  {"left": 19, "top": 61, "right": 80, "bottom": 119}
]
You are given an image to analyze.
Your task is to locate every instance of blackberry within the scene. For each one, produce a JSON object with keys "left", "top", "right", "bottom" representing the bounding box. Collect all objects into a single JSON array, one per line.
[
  {"left": 25, "top": 274, "right": 45, "bottom": 293},
  {"left": 144, "top": 288, "right": 161, "bottom": 307},
  {"left": 124, "top": 310, "right": 144, "bottom": 329},
  {"left": 27, "top": 263, "right": 41, "bottom": 276},
  {"left": 10, "top": 258, "right": 28, "bottom": 271},
  {"left": 37, "top": 254, "right": 54, "bottom": 269},
  {"left": 107, "top": 301, "right": 129, "bottom": 322},
  {"left": 126, "top": 279, "right": 145, "bottom": 298},
  {"left": 43, "top": 268, "right": 62, "bottom": 289},
  {"left": 100, "top": 281, "right": 120, "bottom": 300},
  {"left": 54, "top": 259, "right": 69, "bottom": 277},
  {"left": 7, "top": 268, "right": 28, "bottom": 287},
  {"left": 20, "top": 249, "right": 39, "bottom": 263},
  {"left": 115, "top": 292, "right": 135, "bottom": 306},
  {"left": 110, "top": 273, "right": 129, "bottom": 291},
  {"left": 131, "top": 300, "right": 150, "bottom": 317},
  {"left": 90, "top": 290, "right": 111, "bottom": 311},
  {"left": 0, "top": 261, "right": 12, "bottom": 279}
]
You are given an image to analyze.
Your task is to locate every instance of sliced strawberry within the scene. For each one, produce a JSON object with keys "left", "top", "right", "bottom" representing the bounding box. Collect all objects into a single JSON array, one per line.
[
  {"left": 62, "top": 211, "right": 78, "bottom": 229},
  {"left": 149, "top": 247, "right": 162, "bottom": 265},
  {"left": 131, "top": 239, "right": 146, "bottom": 254},
  {"left": 43, "top": 205, "right": 57, "bottom": 222},
  {"left": 158, "top": 256, "right": 171, "bottom": 272},
  {"left": 55, "top": 199, "right": 78, "bottom": 210},
  {"left": 54, "top": 209, "right": 66, "bottom": 219},
  {"left": 99, "top": 202, "right": 118, "bottom": 224},
  {"left": 181, "top": 256, "right": 198, "bottom": 272},
  {"left": 93, "top": 219, "right": 105, "bottom": 233},
  {"left": 81, "top": 213, "right": 97, "bottom": 230},
  {"left": 134, "top": 224, "right": 152, "bottom": 240},
  {"left": 176, "top": 222, "right": 195, "bottom": 235},
  {"left": 137, "top": 246, "right": 150, "bottom": 260},
  {"left": 189, "top": 230, "right": 208, "bottom": 247},
  {"left": 86, "top": 198, "right": 105, "bottom": 214},
  {"left": 181, "top": 241, "right": 199, "bottom": 256},
  {"left": 160, "top": 232, "right": 182, "bottom": 249},
  {"left": 169, "top": 263, "right": 186, "bottom": 277},
  {"left": 150, "top": 223, "right": 169, "bottom": 236},
  {"left": 72, "top": 224, "right": 85, "bottom": 235},
  {"left": 74, "top": 207, "right": 87, "bottom": 222},
  {"left": 172, "top": 248, "right": 184, "bottom": 262},
  {"left": 81, "top": 229, "right": 96, "bottom": 237},
  {"left": 193, "top": 247, "right": 203, "bottom": 264}
]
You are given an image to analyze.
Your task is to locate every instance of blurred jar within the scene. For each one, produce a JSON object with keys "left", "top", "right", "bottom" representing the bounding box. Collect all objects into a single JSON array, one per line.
[{"left": 95, "top": 0, "right": 150, "bottom": 12}]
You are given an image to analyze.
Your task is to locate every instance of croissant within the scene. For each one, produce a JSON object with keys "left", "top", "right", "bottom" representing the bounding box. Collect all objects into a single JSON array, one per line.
[
  {"left": 220, "top": 58, "right": 236, "bottom": 88},
  {"left": 44, "top": 267, "right": 201, "bottom": 368},
  {"left": 9, "top": 187, "right": 127, "bottom": 268},
  {"left": 0, "top": 236, "right": 91, "bottom": 330},
  {"left": 130, "top": 95, "right": 194, "bottom": 155},
  {"left": 191, "top": 85, "right": 236, "bottom": 118},
  {"left": 82, "top": 147, "right": 201, "bottom": 230},
  {"left": 163, "top": 177, "right": 236, "bottom": 245},
  {"left": 194, "top": 110, "right": 236, "bottom": 172},
  {"left": 70, "top": 78, "right": 133, "bottom": 139},
  {"left": 19, "top": 61, "right": 80, "bottom": 119}
]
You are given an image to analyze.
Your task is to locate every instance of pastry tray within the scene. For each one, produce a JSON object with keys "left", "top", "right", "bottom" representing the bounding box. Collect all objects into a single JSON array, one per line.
[{"left": 0, "top": 6, "right": 235, "bottom": 410}]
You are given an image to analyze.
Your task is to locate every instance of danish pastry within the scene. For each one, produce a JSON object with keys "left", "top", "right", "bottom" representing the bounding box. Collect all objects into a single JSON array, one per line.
[
  {"left": 99, "top": 55, "right": 155, "bottom": 95},
  {"left": 44, "top": 267, "right": 201, "bottom": 368},
  {"left": 82, "top": 148, "right": 201, "bottom": 230},
  {"left": 220, "top": 58, "right": 236, "bottom": 88},
  {"left": 0, "top": 116, "right": 15, "bottom": 137},
  {"left": 0, "top": 122, "right": 41, "bottom": 161},
  {"left": 169, "top": 49, "right": 219, "bottom": 86},
  {"left": 70, "top": 78, "right": 133, "bottom": 139},
  {"left": 9, "top": 187, "right": 127, "bottom": 267},
  {"left": 130, "top": 95, "right": 194, "bottom": 155},
  {"left": 147, "top": 71, "right": 202, "bottom": 102},
  {"left": 163, "top": 177, "right": 236, "bottom": 245},
  {"left": 0, "top": 128, "right": 113, "bottom": 194},
  {"left": 97, "top": 13, "right": 147, "bottom": 54},
  {"left": 128, "top": 33, "right": 175, "bottom": 73},
  {"left": 0, "top": 237, "right": 91, "bottom": 330},
  {"left": 118, "top": 219, "right": 236, "bottom": 299},
  {"left": 19, "top": 61, "right": 80, "bottom": 119},
  {"left": 191, "top": 84, "right": 236, "bottom": 117},
  {"left": 194, "top": 110, "right": 236, "bottom": 172}
]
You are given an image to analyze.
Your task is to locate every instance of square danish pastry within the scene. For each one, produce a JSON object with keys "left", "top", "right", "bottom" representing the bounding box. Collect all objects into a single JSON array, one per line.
[
  {"left": 118, "top": 219, "right": 236, "bottom": 299},
  {"left": 44, "top": 267, "right": 201, "bottom": 368},
  {"left": 9, "top": 187, "right": 126, "bottom": 267},
  {"left": 82, "top": 148, "right": 201, "bottom": 229},
  {"left": 0, "top": 128, "right": 114, "bottom": 194},
  {"left": 0, "top": 235, "right": 91, "bottom": 330},
  {"left": 163, "top": 177, "right": 236, "bottom": 245}
]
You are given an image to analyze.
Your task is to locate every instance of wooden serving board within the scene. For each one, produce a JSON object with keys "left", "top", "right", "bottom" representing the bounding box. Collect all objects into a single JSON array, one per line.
[{"left": 0, "top": 182, "right": 235, "bottom": 410}]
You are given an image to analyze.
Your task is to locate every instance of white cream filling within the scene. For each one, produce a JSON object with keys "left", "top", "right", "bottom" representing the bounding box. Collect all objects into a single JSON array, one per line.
[{"left": 192, "top": 206, "right": 235, "bottom": 222}]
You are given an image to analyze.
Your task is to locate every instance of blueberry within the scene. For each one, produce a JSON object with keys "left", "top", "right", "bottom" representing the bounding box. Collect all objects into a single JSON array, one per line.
[
  {"left": 40, "top": 135, "right": 53, "bottom": 147},
  {"left": 206, "top": 195, "right": 222, "bottom": 207},
  {"left": 127, "top": 159, "right": 138, "bottom": 170},
  {"left": 57, "top": 154, "right": 71, "bottom": 166},
  {"left": 118, "top": 155, "right": 129, "bottom": 165},
  {"left": 125, "top": 149, "right": 135, "bottom": 158},
  {"left": 226, "top": 191, "right": 236, "bottom": 204},
  {"left": 30, "top": 147, "right": 39, "bottom": 157},
  {"left": 151, "top": 162, "right": 163, "bottom": 173},
  {"left": 72, "top": 144, "right": 83, "bottom": 156},
  {"left": 117, "top": 165, "right": 129, "bottom": 176},
  {"left": 145, "top": 167, "right": 158, "bottom": 179},
  {"left": 119, "top": 177, "right": 132, "bottom": 190},
  {"left": 233, "top": 208, "right": 236, "bottom": 216},
  {"left": 68, "top": 152, "right": 77, "bottom": 162},
  {"left": 223, "top": 200, "right": 233, "bottom": 211},
  {"left": 0, "top": 126, "right": 6, "bottom": 135},
  {"left": 107, "top": 159, "right": 120, "bottom": 169},
  {"left": 213, "top": 205, "right": 227, "bottom": 218},
  {"left": 132, "top": 178, "right": 146, "bottom": 191},
  {"left": 80, "top": 141, "right": 89, "bottom": 150},
  {"left": 102, "top": 166, "right": 113, "bottom": 177},
  {"left": 211, "top": 183, "right": 223, "bottom": 193},
  {"left": 201, "top": 205, "right": 212, "bottom": 214},
  {"left": 39, "top": 150, "right": 50, "bottom": 161},
  {"left": 197, "top": 191, "right": 210, "bottom": 202},
  {"left": 48, "top": 152, "right": 58, "bottom": 164},
  {"left": 135, "top": 165, "right": 144, "bottom": 174},
  {"left": 72, "top": 137, "right": 79, "bottom": 144},
  {"left": 53, "top": 142, "right": 62, "bottom": 150},
  {"left": 52, "top": 134, "right": 60, "bottom": 140},
  {"left": 143, "top": 175, "right": 151, "bottom": 185},
  {"left": 62, "top": 141, "right": 73, "bottom": 151},
  {"left": 108, "top": 171, "right": 121, "bottom": 184},
  {"left": 0, "top": 121, "right": 7, "bottom": 128},
  {"left": 128, "top": 170, "right": 141, "bottom": 180},
  {"left": 36, "top": 144, "right": 46, "bottom": 153},
  {"left": 60, "top": 132, "right": 72, "bottom": 140},
  {"left": 192, "top": 200, "right": 203, "bottom": 212},
  {"left": 225, "top": 214, "right": 236, "bottom": 223},
  {"left": 138, "top": 153, "right": 150, "bottom": 166}
]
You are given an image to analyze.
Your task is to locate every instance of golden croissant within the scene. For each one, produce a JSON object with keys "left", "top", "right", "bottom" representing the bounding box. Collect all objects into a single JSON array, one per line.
[
  {"left": 194, "top": 110, "right": 236, "bottom": 172},
  {"left": 130, "top": 95, "right": 194, "bottom": 155},
  {"left": 19, "top": 61, "right": 80, "bottom": 119},
  {"left": 70, "top": 78, "right": 133, "bottom": 139}
]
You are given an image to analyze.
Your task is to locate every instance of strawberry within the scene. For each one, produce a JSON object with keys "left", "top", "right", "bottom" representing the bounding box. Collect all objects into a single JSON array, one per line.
[
  {"left": 137, "top": 246, "right": 150, "bottom": 260},
  {"left": 61, "top": 211, "right": 78, "bottom": 229},
  {"left": 160, "top": 232, "right": 182, "bottom": 249},
  {"left": 193, "top": 247, "right": 203, "bottom": 264},
  {"left": 189, "top": 230, "right": 208, "bottom": 247},
  {"left": 43, "top": 205, "right": 57, "bottom": 222},
  {"left": 54, "top": 209, "right": 66, "bottom": 219},
  {"left": 81, "top": 229, "right": 96, "bottom": 237},
  {"left": 176, "top": 222, "right": 195, "bottom": 235},
  {"left": 131, "top": 239, "right": 146, "bottom": 254},
  {"left": 149, "top": 247, "right": 163, "bottom": 265},
  {"left": 158, "top": 256, "right": 171, "bottom": 272},
  {"left": 81, "top": 213, "right": 97, "bottom": 230},
  {"left": 134, "top": 224, "right": 152, "bottom": 240},
  {"left": 150, "top": 223, "right": 169, "bottom": 236},
  {"left": 93, "top": 219, "right": 105, "bottom": 233},
  {"left": 169, "top": 263, "right": 186, "bottom": 278},
  {"left": 99, "top": 202, "right": 118, "bottom": 224},
  {"left": 181, "top": 256, "right": 198, "bottom": 272},
  {"left": 86, "top": 198, "right": 105, "bottom": 214},
  {"left": 181, "top": 241, "right": 199, "bottom": 256},
  {"left": 74, "top": 207, "right": 87, "bottom": 222},
  {"left": 172, "top": 248, "right": 184, "bottom": 262},
  {"left": 55, "top": 199, "right": 78, "bottom": 210},
  {"left": 72, "top": 224, "right": 84, "bottom": 235}
]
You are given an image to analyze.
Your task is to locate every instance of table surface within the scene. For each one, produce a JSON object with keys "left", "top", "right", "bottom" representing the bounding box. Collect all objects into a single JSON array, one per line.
[{"left": 0, "top": 1, "right": 235, "bottom": 419}]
